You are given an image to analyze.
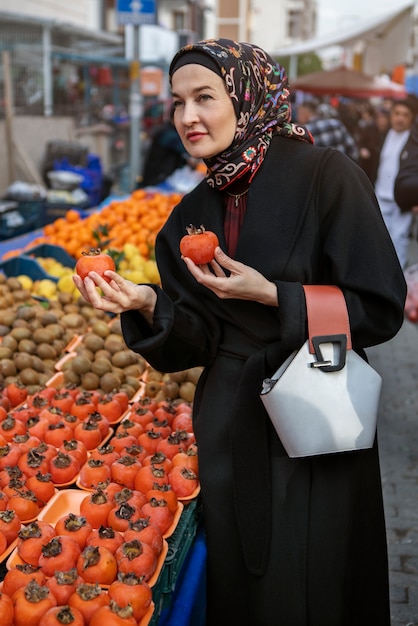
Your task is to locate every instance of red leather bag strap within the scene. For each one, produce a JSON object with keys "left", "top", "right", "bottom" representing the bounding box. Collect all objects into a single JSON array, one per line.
[{"left": 303, "top": 285, "right": 352, "bottom": 353}]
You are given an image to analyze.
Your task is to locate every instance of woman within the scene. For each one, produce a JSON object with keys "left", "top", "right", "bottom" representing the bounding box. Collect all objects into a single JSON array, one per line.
[{"left": 73, "top": 39, "right": 406, "bottom": 626}]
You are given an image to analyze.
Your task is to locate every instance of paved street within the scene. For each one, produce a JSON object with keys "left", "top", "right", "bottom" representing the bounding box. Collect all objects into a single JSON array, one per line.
[{"left": 368, "top": 319, "right": 418, "bottom": 626}]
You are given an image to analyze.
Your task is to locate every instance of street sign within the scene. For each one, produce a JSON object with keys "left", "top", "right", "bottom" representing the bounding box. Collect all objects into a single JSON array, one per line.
[{"left": 116, "top": 0, "right": 156, "bottom": 26}]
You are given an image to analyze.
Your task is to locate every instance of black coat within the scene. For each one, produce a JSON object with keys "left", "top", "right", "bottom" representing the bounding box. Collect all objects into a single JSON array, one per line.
[{"left": 121, "top": 136, "right": 406, "bottom": 626}]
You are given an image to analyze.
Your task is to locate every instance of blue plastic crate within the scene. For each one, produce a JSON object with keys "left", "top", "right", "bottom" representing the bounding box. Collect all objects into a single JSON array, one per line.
[
  {"left": 0, "top": 200, "right": 45, "bottom": 241},
  {"left": 0, "top": 256, "right": 53, "bottom": 282},
  {"left": 25, "top": 243, "right": 76, "bottom": 268}
]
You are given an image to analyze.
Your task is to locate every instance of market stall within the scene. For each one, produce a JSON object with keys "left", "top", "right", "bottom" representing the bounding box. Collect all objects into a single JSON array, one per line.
[{"left": 0, "top": 189, "right": 206, "bottom": 626}]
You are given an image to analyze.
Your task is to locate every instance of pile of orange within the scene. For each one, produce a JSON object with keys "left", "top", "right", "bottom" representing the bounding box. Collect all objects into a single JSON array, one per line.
[{"left": 25, "top": 190, "right": 183, "bottom": 260}]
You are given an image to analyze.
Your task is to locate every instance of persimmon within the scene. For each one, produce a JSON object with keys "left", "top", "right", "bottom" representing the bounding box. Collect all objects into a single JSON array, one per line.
[
  {"left": 0, "top": 443, "right": 23, "bottom": 471},
  {"left": 39, "top": 535, "right": 82, "bottom": 578},
  {"left": 17, "top": 520, "right": 57, "bottom": 566},
  {"left": 78, "top": 458, "right": 111, "bottom": 490},
  {"left": 12, "top": 579, "right": 57, "bottom": 626},
  {"left": 108, "top": 432, "right": 137, "bottom": 455},
  {"left": 137, "top": 429, "right": 162, "bottom": 455},
  {"left": 129, "top": 407, "right": 155, "bottom": 428},
  {"left": 115, "top": 538, "right": 158, "bottom": 582},
  {"left": 0, "top": 589, "right": 14, "bottom": 626},
  {"left": 45, "top": 568, "right": 84, "bottom": 607},
  {"left": 169, "top": 465, "right": 199, "bottom": 498},
  {"left": 0, "top": 465, "right": 24, "bottom": 489},
  {"left": 111, "top": 391, "right": 130, "bottom": 413},
  {"left": 39, "top": 406, "right": 66, "bottom": 426},
  {"left": 146, "top": 485, "right": 178, "bottom": 514},
  {"left": 40, "top": 605, "right": 85, "bottom": 626},
  {"left": 70, "top": 397, "right": 96, "bottom": 422},
  {"left": 172, "top": 446, "right": 199, "bottom": 474},
  {"left": 68, "top": 583, "right": 110, "bottom": 625},
  {"left": 49, "top": 452, "right": 80, "bottom": 485},
  {"left": 44, "top": 422, "right": 74, "bottom": 448},
  {"left": 88, "top": 444, "right": 120, "bottom": 468},
  {"left": 85, "top": 525, "right": 124, "bottom": 555},
  {"left": 73, "top": 419, "right": 103, "bottom": 451},
  {"left": 76, "top": 544, "right": 118, "bottom": 586},
  {"left": 89, "top": 600, "right": 137, "bottom": 626},
  {"left": 134, "top": 464, "right": 169, "bottom": 494},
  {"left": 88, "top": 412, "right": 110, "bottom": 439},
  {"left": 0, "top": 528, "right": 8, "bottom": 554},
  {"left": 113, "top": 487, "right": 147, "bottom": 512},
  {"left": 140, "top": 498, "right": 174, "bottom": 536},
  {"left": 76, "top": 248, "right": 116, "bottom": 283},
  {"left": 117, "top": 419, "right": 144, "bottom": 440},
  {"left": 155, "top": 432, "right": 187, "bottom": 460},
  {"left": 25, "top": 472, "right": 56, "bottom": 506},
  {"left": 3, "top": 563, "right": 46, "bottom": 598},
  {"left": 171, "top": 411, "right": 193, "bottom": 432},
  {"left": 0, "top": 490, "right": 9, "bottom": 511},
  {"left": 59, "top": 439, "right": 88, "bottom": 467},
  {"left": 0, "top": 415, "right": 26, "bottom": 442},
  {"left": 12, "top": 433, "right": 42, "bottom": 455},
  {"left": 79, "top": 489, "right": 115, "bottom": 528},
  {"left": 107, "top": 502, "right": 139, "bottom": 533},
  {"left": 110, "top": 455, "right": 142, "bottom": 490},
  {"left": 108, "top": 573, "right": 153, "bottom": 622},
  {"left": 55, "top": 513, "right": 93, "bottom": 550},
  {"left": 124, "top": 517, "right": 164, "bottom": 557},
  {"left": 5, "top": 381, "right": 28, "bottom": 407},
  {"left": 18, "top": 447, "right": 50, "bottom": 478},
  {"left": 0, "top": 509, "right": 21, "bottom": 544},
  {"left": 96, "top": 396, "right": 123, "bottom": 423},
  {"left": 26, "top": 415, "right": 50, "bottom": 441},
  {"left": 143, "top": 451, "right": 173, "bottom": 473},
  {"left": 50, "top": 390, "right": 74, "bottom": 413}
]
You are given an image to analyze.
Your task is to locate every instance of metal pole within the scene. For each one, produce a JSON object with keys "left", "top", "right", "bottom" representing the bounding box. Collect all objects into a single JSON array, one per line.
[
  {"left": 42, "top": 26, "right": 53, "bottom": 117},
  {"left": 129, "top": 25, "right": 142, "bottom": 191}
]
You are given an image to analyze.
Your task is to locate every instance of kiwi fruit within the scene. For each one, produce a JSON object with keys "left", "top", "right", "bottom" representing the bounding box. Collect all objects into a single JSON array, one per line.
[
  {"left": 1, "top": 336, "right": 18, "bottom": 351},
  {"left": 103, "top": 334, "right": 126, "bottom": 354},
  {"left": 91, "top": 320, "right": 111, "bottom": 338},
  {"left": 71, "top": 355, "right": 92, "bottom": 376},
  {"left": 83, "top": 333, "right": 105, "bottom": 353},
  {"left": 32, "top": 328, "right": 55, "bottom": 345},
  {"left": 19, "top": 367, "right": 40, "bottom": 386},
  {"left": 111, "top": 350, "right": 135, "bottom": 369},
  {"left": 81, "top": 372, "right": 100, "bottom": 390},
  {"left": 0, "top": 347, "right": 13, "bottom": 360},
  {"left": 179, "top": 381, "right": 196, "bottom": 403},
  {"left": 91, "top": 358, "right": 113, "bottom": 377},
  {"left": 18, "top": 338, "right": 37, "bottom": 354},
  {"left": 14, "top": 352, "right": 33, "bottom": 371},
  {"left": 100, "top": 372, "right": 122, "bottom": 393},
  {"left": 0, "top": 359, "right": 17, "bottom": 377},
  {"left": 10, "top": 327, "right": 32, "bottom": 342},
  {"left": 36, "top": 343, "right": 57, "bottom": 360}
]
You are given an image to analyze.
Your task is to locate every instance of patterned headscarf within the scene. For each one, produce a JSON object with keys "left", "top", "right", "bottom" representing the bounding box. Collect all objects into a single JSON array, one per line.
[{"left": 169, "top": 38, "right": 313, "bottom": 190}]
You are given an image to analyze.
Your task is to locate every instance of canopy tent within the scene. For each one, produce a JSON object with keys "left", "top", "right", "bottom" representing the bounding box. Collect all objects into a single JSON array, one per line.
[
  {"left": 271, "top": 2, "right": 414, "bottom": 79},
  {"left": 290, "top": 66, "right": 408, "bottom": 99}
]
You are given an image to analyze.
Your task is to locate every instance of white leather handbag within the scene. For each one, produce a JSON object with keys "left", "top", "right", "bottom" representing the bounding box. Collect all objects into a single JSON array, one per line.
[{"left": 260, "top": 285, "right": 382, "bottom": 458}]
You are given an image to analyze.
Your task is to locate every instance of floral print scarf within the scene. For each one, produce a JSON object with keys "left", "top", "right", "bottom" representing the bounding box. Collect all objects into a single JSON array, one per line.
[{"left": 169, "top": 38, "right": 314, "bottom": 190}]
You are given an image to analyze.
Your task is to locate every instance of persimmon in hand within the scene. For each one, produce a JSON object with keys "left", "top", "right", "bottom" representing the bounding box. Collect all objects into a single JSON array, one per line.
[
  {"left": 75, "top": 249, "right": 115, "bottom": 282},
  {"left": 180, "top": 225, "right": 219, "bottom": 264}
]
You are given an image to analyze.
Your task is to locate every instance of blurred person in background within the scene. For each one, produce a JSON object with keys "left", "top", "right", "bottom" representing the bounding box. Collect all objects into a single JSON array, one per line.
[
  {"left": 296, "top": 99, "right": 359, "bottom": 161},
  {"left": 373, "top": 99, "right": 416, "bottom": 268},
  {"left": 356, "top": 104, "right": 389, "bottom": 182}
]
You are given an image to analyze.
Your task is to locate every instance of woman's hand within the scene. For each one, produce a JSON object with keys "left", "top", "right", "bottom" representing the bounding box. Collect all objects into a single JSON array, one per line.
[
  {"left": 182, "top": 247, "right": 278, "bottom": 306},
  {"left": 72, "top": 270, "right": 157, "bottom": 322}
]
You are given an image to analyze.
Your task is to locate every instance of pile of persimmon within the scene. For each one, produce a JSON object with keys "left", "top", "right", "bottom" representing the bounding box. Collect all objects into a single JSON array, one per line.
[
  {"left": 0, "top": 386, "right": 133, "bottom": 523},
  {"left": 0, "top": 574, "right": 153, "bottom": 625},
  {"left": 77, "top": 396, "right": 199, "bottom": 501}
]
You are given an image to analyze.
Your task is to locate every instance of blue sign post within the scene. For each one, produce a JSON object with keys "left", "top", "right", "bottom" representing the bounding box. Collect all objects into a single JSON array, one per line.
[{"left": 116, "top": 0, "right": 156, "bottom": 26}]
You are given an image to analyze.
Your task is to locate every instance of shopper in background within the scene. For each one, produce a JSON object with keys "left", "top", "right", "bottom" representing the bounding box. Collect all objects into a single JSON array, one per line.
[
  {"left": 356, "top": 103, "right": 389, "bottom": 182},
  {"left": 373, "top": 99, "right": 416, "bottom": 268},
  {"left": 73, "top": 39, "right": 406, "bottom": 626},
  {"left": 394, "top": 113, "right": 418, "bottom": 214},
  {"left": 296, "top": 99, "right": 359, "bottom": 161}
]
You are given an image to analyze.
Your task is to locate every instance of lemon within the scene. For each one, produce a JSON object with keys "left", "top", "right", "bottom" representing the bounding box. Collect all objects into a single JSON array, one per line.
[
  {"left": 144, "top": 259, "right": 160, "bottom": 283},
  {"left": 123, "top": 242, "right": 140, "bottom": 260},
  {"left": 57, "top": 274, "right": 78, "bottom": 297},
  {"left": 17, "top": 274, "right": 33, "bottom": 291},
  {"left": 129, "top": 254, "right": 146, "bottom": 271},
  {"left": 35, "top": 278, "right": 57, "bottom": 299}
]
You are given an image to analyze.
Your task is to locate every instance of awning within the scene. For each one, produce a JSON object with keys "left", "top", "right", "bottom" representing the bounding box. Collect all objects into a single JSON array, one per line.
[
  {"left": 291, "top": 66, "right": 408, "bottom": 99},
  {"left": 271, "top": 2, "right": 414, "bottom": 77}
]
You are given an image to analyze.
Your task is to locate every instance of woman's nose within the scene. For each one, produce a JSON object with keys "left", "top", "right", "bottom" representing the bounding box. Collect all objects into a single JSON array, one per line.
[{"left": 181, "top": 101, "right": 199, "bottom": 125}]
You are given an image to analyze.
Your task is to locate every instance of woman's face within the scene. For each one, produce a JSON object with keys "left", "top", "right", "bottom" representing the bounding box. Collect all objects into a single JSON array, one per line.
[{"left": 171, "top": 64, "right": 237, "bottom": 159}]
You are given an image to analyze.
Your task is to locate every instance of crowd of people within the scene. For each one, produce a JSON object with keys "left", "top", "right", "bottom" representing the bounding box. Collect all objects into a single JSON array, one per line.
[{"left": 295, "top": 95, "right": 418, "bottom": 268}]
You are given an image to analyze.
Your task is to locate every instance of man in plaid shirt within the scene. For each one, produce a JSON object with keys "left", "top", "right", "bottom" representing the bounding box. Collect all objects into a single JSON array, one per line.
[{"left": 297, "top": 100, "right": 359, "bottom": 162}]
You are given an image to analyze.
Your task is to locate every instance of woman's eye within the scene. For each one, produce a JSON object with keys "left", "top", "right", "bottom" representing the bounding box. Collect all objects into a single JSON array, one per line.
[
  {"left": 172, "top": 99, "right": 183, "bottom": 108},
  {"left": 197, "top": 94, "right": 211, "bottom": 102}
]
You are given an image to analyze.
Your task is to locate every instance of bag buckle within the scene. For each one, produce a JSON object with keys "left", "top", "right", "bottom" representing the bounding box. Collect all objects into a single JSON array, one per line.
[{"left": 310, "top": 334, "right": 347, "bottom": 372}]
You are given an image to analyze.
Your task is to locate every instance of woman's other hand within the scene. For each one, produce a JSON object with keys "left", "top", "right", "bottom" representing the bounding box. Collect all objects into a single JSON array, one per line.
[
  {"left": 182, "top": 247, "right": 278, "bottom": 306},
  {"left": 72, "top": 271, "right": 157, "bottom": 322}
]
